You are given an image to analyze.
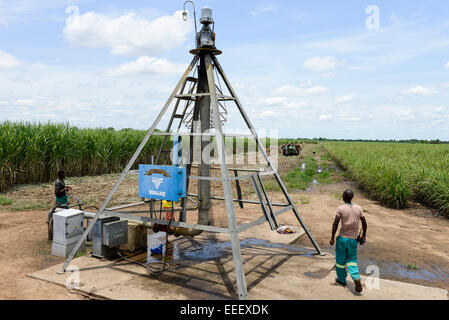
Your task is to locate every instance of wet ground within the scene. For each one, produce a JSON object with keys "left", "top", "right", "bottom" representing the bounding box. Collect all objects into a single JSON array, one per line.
[
  {"left": 145, "top": 235, "right": 449, "bottom": 290},
  {"left": 358, "top": 258, "right": 449, "bottom": 283},
  {"left": 147, "top": 237, "right": 317, "bottom": 264}
]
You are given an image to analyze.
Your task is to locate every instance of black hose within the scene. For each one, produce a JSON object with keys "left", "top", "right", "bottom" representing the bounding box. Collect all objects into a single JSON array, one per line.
[
  {"left": 116, "top": 250, "right": 169, "bottom": 276},
  {"left": 116, "top": 213, "right": 173, "bottom": 277}
]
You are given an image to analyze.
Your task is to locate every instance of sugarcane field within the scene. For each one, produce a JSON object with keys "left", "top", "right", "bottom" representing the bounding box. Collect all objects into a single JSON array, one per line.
[{"left": 0, "top": 0, "right": 448, "bottom": 313}]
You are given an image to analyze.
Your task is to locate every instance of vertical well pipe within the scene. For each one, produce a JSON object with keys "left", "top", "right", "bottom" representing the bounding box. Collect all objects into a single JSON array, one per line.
[{"left": 197, "top": 54, "right": 211, "bottom": 225}]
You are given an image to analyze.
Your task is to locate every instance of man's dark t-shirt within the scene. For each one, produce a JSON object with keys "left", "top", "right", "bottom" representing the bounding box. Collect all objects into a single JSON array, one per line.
[{"left": 55, "top": 178, "right": 66, "bottom": 197}]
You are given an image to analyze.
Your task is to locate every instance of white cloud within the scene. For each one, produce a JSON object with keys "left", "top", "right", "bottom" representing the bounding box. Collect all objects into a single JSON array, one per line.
[
  {"left": 319, "top": 114, "right": 332, "bottom": 121},
  {"left": 257, "top": 97, "right": 287, "bottom": 106},
  {"left": 283, "top": 101, "right": 307, "bottom": 109},
  {"left": 250, "top": 6, "right": 275, "bottom": 16},
  {"left": 402, "top": 85, "right": 438, "bottom": 95},
  {"left": 258, "top": 109, "right": 277, "bottom": 119},
  {"left": 63, "top": 10, "right": 190, "bottom": 56},
  {"left": 14, "top": 99, "right": 35, "bottom": 106},
  {"left": 303, "top": 56, "right": 344, "bottom": 72},
  {"left": 0, "top": 50, "right": 21, "bottom": 68},
  {"left": 445, "top": 61, "right": 449, "bottom": 69},
  {"left": 340, "top": 116, "right": 361, "bottom": 122},
  {"left": 272, "top": 85, "right": 328, "bottom": 97},
  {"left": 336, "top": 94, "right": 355, "bottom": 103},
  {"left": 256, "top": 96, "right": 307, "bottom": 111},
  {"left": 394, "top": 110, "right": 413, "bottom": 117},
  {"left": 106, "top": 56, "right": 187, "bottom": 76}
]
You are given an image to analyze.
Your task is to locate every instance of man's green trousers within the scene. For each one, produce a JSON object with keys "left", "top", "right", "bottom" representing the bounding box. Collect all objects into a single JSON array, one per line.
[{"left": 335, "top": 235, "right": 361, "bottom": 284}]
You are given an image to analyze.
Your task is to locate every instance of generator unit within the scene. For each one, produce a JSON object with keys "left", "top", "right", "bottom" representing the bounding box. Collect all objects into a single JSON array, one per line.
[
  {"left": 91, "top": 216, "right": 128, "bottom": 258},
  {"left": 51, "top": 209, "right": 85, "bottom": 258}
]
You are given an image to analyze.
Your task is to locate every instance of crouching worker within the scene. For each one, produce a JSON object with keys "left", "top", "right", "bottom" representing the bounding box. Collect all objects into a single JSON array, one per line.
[
  {"left": 330, "top": 189, "right": 367, "bottom": 293},
  {"left": 55, "top": 170, "right": 72, "bottom": 208}
]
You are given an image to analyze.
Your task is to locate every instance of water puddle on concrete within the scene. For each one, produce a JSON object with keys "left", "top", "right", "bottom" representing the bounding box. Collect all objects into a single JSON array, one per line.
[
  {"left": 304, "top": 269, "right": 331, "bottom": 279},
  {"left": 147, "top": 238, "right": 315, "bottom": 264},
  {"left": 358, "top": 258, "right": 449, "bottom": 282}
]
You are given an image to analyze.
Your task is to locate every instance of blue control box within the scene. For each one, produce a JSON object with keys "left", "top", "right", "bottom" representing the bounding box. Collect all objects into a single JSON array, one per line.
[{"left": 138, "top": 165, "right": 186, "bottom": 201}]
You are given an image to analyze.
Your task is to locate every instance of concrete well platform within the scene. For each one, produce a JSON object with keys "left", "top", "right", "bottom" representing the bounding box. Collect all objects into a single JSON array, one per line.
[{"left": 29, "top": 232, "right": 448, "bottom": 300}]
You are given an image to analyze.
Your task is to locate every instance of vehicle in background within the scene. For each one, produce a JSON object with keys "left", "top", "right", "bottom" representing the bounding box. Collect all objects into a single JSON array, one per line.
[{"left": 280, "top": 143, "right": 302, "bottom": 157}]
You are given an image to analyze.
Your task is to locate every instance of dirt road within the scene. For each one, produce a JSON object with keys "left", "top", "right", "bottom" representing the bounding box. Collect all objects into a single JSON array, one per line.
[
  {"left": 0, "top": 210, "right": 86, "bottom": 299},
  {"left": 291, "top": 181, "right": 449, "bottom": 290}
]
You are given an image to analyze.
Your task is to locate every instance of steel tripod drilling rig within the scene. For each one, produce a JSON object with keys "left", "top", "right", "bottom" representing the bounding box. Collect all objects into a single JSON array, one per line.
[{"left": 59, "top": 4, "right": 322, "bottom": 300}]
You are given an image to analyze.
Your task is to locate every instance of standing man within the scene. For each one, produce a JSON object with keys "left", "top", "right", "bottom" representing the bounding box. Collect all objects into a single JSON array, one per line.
[
  {"left": 330, "top": 189, "right": 367, "bottom": 293},
  {"left": 55, "top": 170, "right": 71, "bottom": 208}
]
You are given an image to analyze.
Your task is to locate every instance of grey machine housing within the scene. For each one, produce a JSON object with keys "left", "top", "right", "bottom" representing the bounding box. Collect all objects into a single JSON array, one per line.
[
  {"left": 91, "top": 216, "right": 128, "bottom": 258},
  {"left": 51, "top": 209, "right": 86, "bottom": 258}
]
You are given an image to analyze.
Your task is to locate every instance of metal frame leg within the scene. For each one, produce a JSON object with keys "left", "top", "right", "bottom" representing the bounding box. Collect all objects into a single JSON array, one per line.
[
  {"left": 205, "top": 54, "right": 248, "bottom": 300},
  {"left": 274, "top": 173, "right": 322, "bottom": 254},
  {"left": 251, "top": 176, "right": 276, "bottom": 230},
  {"left": 257, "top": 174, "right": 278, "bottom": 229},
  {"left": 212, "top": 55, "right": 322, "bottom": 255},
  {"left": 234, "top": 170, "right": 244, "bottom": 209}
]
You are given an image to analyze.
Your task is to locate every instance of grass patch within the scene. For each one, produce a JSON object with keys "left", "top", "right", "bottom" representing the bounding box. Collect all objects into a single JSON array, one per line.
[
  {"left": 262, "top": 180, "right": 281, "bottom": 192},
  {"left": 341, "top": 171, "right": 352, "bottom": 179},
  {"left": 317, "top": 170, "right": 332, "bottom": 184},
  {"left": 299, "top": 196, "right": 310, "bottom": 204},
  {"left": 332, "top": 191, "right": 342, "bottom": 201},
  {"left": 74, "top": 248, "right": 87, "bottom": 258},
  {"left": 283, "top": 156, "right": 317, "bottom": 190},
  {"left": 406, "top": 263, "right": 420, "bottom": 270},
  {"left": 10, "top": 201, "right": 50, "bottom": 211},
  {"left": 0, "top": 195, "right": 13, "bottom": 206}
]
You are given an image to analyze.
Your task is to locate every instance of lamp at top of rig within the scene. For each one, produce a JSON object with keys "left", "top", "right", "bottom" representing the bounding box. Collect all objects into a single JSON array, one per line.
[{"left": 183, "top": 2, "right": 216, "bottom": 49}]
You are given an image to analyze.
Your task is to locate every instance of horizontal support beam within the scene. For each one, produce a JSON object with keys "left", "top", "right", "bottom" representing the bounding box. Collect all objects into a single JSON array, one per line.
[
  {"left": 222, "top": 133, "right": 257, "bottom": 138},
  {"left": 189, "top": 170, "right": 275, "bottom": 182},
  {"left": 150, "top": 132, "right": 256, "bottom": 139},
  {"left": 91, "top": 207, "right": 294, "bottom": 235},
  {"left": 189, "top": 175, "right": 223, "bottom": 181},
  {"left": 103, "top": 210, "right": 229, "bottom": 234},
  {"left": 236, "top": 205, "right": 293, "bottom": 233},
  {"left": 105, "top": 201, "right": 146, "bottom": 211},
  {"left": 190, "top": 165, "right": 266, "bottom": 173},
  {"left": 187, "top": 193, "right": 289, "bottom": 207},
  {"left": 273, "top": 205, "right": 294, "bottom": 216},
  {"left": 175, "top": 93, "right": 235, "bottom": 101},
  {"left": 151, "top": 132, "right": 215, "bottom": 137},
  {"left": 113, "top": 207, "right": 197, "bottom": 214}
]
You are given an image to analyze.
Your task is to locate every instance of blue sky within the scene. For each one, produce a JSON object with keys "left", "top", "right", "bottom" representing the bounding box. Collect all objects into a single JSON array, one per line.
[{"left": 0, "top": 0, "right": 448, "bottom": 140}]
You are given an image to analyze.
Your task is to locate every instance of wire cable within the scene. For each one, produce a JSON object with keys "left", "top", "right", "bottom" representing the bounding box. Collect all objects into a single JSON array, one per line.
[
  {"left": 116, "top": 250, "right": 169, "bottom": 276},
  {"left": 116, "top": 207, "right": 174, "bottom": 276}
]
